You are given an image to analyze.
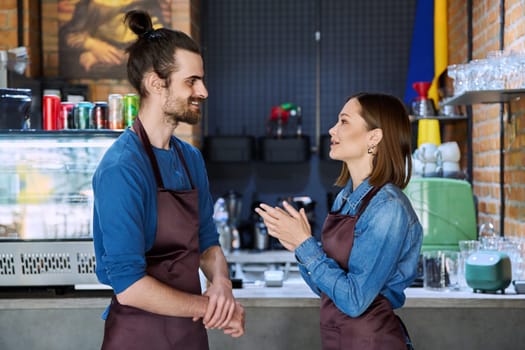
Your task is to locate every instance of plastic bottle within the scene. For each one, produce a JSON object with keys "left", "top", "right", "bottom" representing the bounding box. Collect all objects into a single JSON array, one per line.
[
  {"left": 254, "top": 216, "right": 269, "bottom": 251},
  {"left": 294, "top": 106, "right": 303, "bottom": 137},
  {"left": 213, "top": 197, "right": 231, "bottom": 254}
]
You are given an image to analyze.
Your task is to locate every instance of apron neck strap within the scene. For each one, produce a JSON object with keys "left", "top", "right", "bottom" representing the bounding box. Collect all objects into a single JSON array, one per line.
[
  {"left": 172, "top": 139, "right": 195, "bottom": 189},
  {"left": 355, "top": 186, "right": 382, "bottom": 217},
  {"left": 132, "top": 117, "right": 195, "bottom": 190},
  {"left": 133, "top": 117, "right": 164, "bottom": 188}
]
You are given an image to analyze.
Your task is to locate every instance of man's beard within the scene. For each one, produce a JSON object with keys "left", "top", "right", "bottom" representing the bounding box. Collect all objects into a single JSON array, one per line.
[
  {"left": 163, "top": 97, "right": 201, "bottom": 126},
  {"left": 167, "top": 109, "right": 200, "bottom": 126}
]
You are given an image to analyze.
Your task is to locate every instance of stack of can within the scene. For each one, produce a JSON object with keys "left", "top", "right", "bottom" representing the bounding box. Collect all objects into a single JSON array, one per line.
[{"left": 41, "top": 92, "right": 139, "bottom": 130}]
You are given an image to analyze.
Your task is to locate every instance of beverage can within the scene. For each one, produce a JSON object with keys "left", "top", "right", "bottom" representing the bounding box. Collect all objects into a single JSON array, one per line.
[
  {"left": 92, "top": 101, "right": 108, "bottom": 129},
  {"left": 58, "top": 102, "right": 75, "bottom": 129},
  {"left": 74, "top": 102, "right": 93, "bottom": 129},
  {"left": 42, "top": 95, "right": 61, "bottom": 130},
  {"left": 123, "top": 93, "right": 139, "bottom": 127},
  {"left": 108, "top": 94, "right": 123, "bottom": 130}
]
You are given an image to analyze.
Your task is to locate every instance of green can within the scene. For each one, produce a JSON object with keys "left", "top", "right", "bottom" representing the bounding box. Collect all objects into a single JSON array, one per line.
[
  {"left": 123, "top": 93, "right": 139, "bottom": 127},
  {"left": 74, "top": 102, "right": 94, "bottom": 129}
]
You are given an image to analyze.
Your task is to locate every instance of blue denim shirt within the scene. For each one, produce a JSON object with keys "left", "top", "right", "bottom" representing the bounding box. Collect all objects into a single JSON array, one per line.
[{"left": 295, "top": 179, "right": 423, "bottom": 317}]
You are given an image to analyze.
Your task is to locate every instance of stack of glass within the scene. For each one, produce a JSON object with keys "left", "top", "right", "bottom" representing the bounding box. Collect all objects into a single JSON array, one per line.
[{"left": 448, "top": 50, "right": 525, "bottom": 95}]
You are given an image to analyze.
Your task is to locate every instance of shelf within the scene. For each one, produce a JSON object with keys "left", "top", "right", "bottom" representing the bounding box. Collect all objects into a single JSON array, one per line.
[
  {"left": 441, "top": 89, "right": 525, "bottom": 237},
  {"left": 409, "top": 115, "right": 467, "bottom": 122},
  {"left": 442, "top": 89, "right": 525, "bottom": 106},
  {"left": 259, "top": 136, "right": 310, "bottom": 163},
  {"left": 0, "top": 129, "right": 123, "bottom": 136},
  {"left": 203, "top": 135, "right": 255, "bottom": 162}
]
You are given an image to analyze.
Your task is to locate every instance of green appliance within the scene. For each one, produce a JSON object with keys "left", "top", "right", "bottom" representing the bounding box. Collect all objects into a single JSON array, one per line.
[
  {"left": 465, "top": 251, "right": 512, "bottom": 293},
  {"left": 404, "top": 178, "right": 477, "bottom": 252}
]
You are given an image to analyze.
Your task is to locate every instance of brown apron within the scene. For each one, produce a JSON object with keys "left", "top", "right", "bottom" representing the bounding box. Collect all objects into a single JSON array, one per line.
[
  {"left": 101, "top": 118, "right": 208, "bottom": 350},
  {"left": 320, "top": 186, "right": 407, "bottom": 350}
]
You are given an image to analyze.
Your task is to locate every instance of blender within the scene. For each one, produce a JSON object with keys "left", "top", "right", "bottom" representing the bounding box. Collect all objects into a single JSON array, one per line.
[
  {"left": 411, "top": 81, "right": 441, "bottom": 147},
  {"left": 411, "top": 81, "right": 436, "bottom": 117},
  {"left": 223, "top": 190, "right": 242, "bottom": 250}
]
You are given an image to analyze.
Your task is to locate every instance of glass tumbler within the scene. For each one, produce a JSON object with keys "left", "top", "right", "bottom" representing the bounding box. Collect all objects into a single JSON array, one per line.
[
  {"left": 458, "top": 240, "right": 480, "bottom": 290},
  {"left": 423, "top": 250, "right": 460, "bottom": 291}
]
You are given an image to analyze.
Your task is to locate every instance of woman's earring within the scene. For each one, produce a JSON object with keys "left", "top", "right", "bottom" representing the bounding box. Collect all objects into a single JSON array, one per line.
[{"left": 367, "top": 145, "right": 376, "bottom": 154}]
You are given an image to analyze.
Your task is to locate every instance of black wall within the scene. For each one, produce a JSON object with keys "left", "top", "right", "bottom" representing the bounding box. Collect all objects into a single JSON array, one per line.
[{"left": 201, "top": 0, "right": 417, "bottom": 242}]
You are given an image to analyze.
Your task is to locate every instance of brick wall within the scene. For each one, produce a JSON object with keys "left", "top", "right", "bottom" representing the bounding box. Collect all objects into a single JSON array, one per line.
[
  {"left": 0, "top": 0, "right": 18, "bottom": 50},
  {"left": 444, "top": 0, "right": 469, "bottom": 172},
  {"left": 503, "top": 1, "right": 525, "bottom": 237},
  {"left": 0, "top": 0, "right": 40, "bottom": 76},
  {"left": 449, "top": 0, "right": 525, "bottom": 237},
  {"left": 24, "top": 0, "right": 41, "bottom": 77}
]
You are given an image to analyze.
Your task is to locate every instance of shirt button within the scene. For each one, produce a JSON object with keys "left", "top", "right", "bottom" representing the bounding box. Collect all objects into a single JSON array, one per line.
[{"left": 307, "top": 271, "right": 312, "bottom": 275}]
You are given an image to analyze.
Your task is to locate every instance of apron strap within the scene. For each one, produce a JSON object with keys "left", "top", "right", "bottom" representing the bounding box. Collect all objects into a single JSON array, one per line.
[
  {"left": 332, "top": 185, "right": 382, "bottom": 215},
  {"left": 133, "top": 117, "right": 195, "bottom": 190},
  {"left": 355, "top": 186, "right": 382, "bottom": 217},
  {"left": 172, "top": 140, "right": 195, "bottom": 190},
  {"left": 133, "top": 117, "right": 164, "bottom": 188}
]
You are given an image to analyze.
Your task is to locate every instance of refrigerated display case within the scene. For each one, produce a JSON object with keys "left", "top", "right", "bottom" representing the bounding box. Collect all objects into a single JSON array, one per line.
[{"left": 0, "top": 130, "right": 120, "bottom": 287}]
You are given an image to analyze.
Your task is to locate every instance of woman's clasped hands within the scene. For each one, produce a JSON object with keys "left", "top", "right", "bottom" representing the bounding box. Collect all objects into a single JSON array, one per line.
[{"left": 255, "top": 201, "right": 312, "bottom": 252}]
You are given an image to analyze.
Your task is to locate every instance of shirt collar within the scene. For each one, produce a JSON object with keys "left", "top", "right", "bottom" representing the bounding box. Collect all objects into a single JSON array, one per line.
[{"left": 342, "top": 178, "right": 373, "bottom": 213}]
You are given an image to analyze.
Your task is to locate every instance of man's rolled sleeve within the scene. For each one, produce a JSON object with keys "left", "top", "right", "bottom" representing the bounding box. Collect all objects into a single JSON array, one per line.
[{"left": 102, "top": 254, "right": 147, "bottom": 294}]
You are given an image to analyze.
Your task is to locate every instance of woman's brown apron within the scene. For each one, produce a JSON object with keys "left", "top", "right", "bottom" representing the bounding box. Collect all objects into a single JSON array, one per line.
[
  {"left": 319, "top": 186, "right": 407, "bottom": 350},
  {"left": 101, "top": 118, "right": 208, "bottom": 350}
]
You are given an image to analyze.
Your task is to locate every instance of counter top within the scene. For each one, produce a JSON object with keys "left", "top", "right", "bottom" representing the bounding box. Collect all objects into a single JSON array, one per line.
[
  {"left": 404, "top": 287, "right": 525, "bottom": 308},
  {"left": 2, "top": 280, "right": 525, "bottom": 309},
  {"left": 225, "top": 250, "right": 296, "bottom": 264},
  {"left": 231, "top": 279, "right": 525, "bottom": 308}
]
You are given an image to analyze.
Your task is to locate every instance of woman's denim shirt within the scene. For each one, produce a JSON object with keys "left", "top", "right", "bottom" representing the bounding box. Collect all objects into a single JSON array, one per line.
[{"left": 295, "top": 179, "right": 423, "bottom": 317}]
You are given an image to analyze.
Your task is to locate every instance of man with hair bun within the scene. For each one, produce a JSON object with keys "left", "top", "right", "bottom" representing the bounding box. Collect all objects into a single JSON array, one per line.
[{"left": 92, "top": 9, "right": 244, "bottom": 349}]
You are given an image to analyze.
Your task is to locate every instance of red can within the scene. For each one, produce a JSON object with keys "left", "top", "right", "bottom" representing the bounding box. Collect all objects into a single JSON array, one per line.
[
  {"left": 92, "top": 101, "right": 108, "bottom": 129},
  {"left": 42, "top": 95, "right": 61, "bottom": 130},
  {"left": 58, "top": 103, "right": 75, "bottom": 130}
]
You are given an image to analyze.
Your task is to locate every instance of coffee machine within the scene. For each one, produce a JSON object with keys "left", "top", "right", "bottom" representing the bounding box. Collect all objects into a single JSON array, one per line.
[{"left": 0, "top": 88, "right": 32, "bottom": 129}]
